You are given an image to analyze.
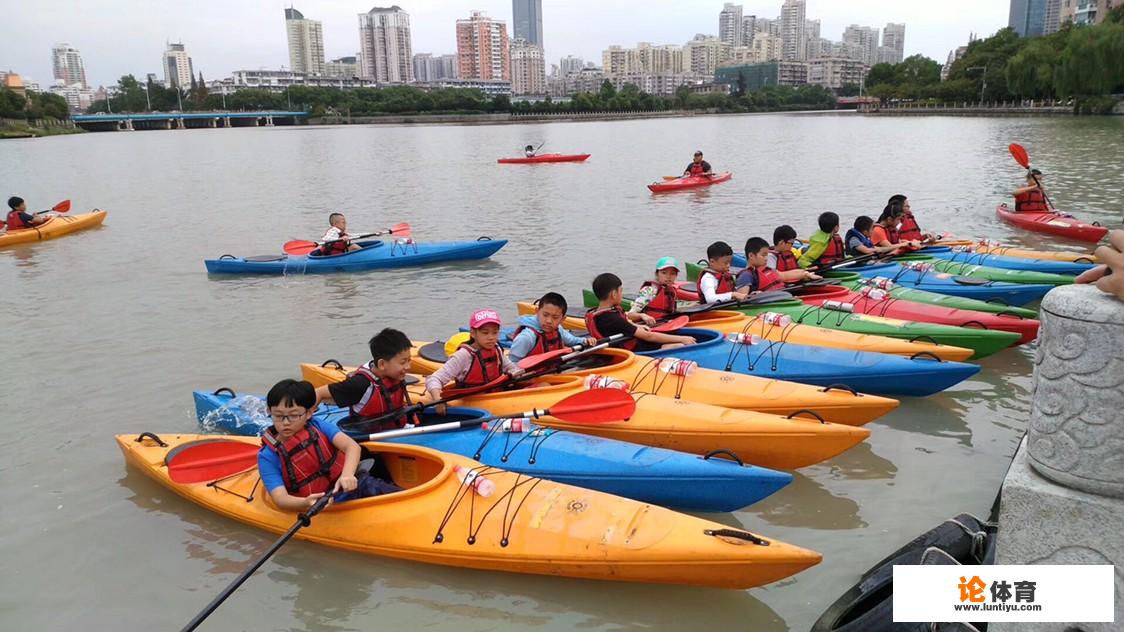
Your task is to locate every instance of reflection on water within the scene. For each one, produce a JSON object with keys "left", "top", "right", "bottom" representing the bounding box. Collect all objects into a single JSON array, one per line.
[{"left": 748, "top": 472, "right": 866, "bottom": 531}]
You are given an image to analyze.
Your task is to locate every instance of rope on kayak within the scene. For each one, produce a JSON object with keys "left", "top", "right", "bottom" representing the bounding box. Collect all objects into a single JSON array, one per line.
[
  {"left": 471, "top": 421, "right": 560, "bottom": 466},
  {"left": 798, "top": 303, "right": 854, "bottom": 329},
  {"left": 722, "top": 329, "right": 784, "bottom": 374},
  {"left": 628, "top": 357, "right": 688, "bottom": 400},
  {"left": 209, "top": 475, "right": 261, "bottom": 503},
  {"left": 431, "top": 465, "right": 543, "bottom": 547}
]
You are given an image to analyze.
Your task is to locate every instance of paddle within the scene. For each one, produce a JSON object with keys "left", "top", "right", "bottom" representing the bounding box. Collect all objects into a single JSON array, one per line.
[
  {"left": 516, "top": 316, "right": 689, "bottom": 372},
  {"left": 352, "top": 373, "right": 514, "bottom": 430},
  {"left": 1009, "top": 142, "right": 1057, "bottom": 212},
  {"left": 167, "top": 440, "right": 260, "bottom": 484},
  {"left": 180, "top": 490, "right": 332, "bottom": 632},
  {"left": 283, "top": 222, "right": 411, "bottom": 256},
  {"left": 34, "top": 199, "right": 71, "bottom": 216},
  {"left": 350, "top": 388, "right": 636, "bottom": 440}
]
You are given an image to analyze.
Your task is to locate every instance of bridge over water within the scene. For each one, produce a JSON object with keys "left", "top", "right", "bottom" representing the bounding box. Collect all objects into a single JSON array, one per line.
[{"left": 70, "top": 111, "right": 308, "bottom": 132}]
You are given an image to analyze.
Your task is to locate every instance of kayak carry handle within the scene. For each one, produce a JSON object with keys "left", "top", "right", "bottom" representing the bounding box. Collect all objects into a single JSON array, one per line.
[
  {"left": 218, "top": 254, "right": 236, "bottom": 260},
  {"left": 820, "top": 383, "right": 858, "bottom": 396},
  {"left": 213, "top": 387, "right": 237, "bottom": 397},
  {"left": 704, "top": 528, "right": 768, "bottom": 546},
  {"left": 959, "top": 320, "right": 988, "bottom": 330},
  {"left": 134, "top": 432, "right": 168, "bottom": 447},
  {"left": 909, "top": 351, "right": 943, "bottom": 362},
  {"left": 909, "top": 334, "right": 939, "bottom": 345},
  {"left": 785, "top": 409, "right": 827, "bottom": 424},
  {"left": 997, "top": 311, "right": 1027, "bottom": 320},
  {"left": 321, "top": 359, "right": 344, "bottom": 370},
  {"left": 476, "top": 236, "right": 493, "bottom": 241},
  {"left": 702, "top": 449, "right": 745, "bottom": 466},
  {"left": 986, "top": 297, "right": 1012, "bottom": 306}
]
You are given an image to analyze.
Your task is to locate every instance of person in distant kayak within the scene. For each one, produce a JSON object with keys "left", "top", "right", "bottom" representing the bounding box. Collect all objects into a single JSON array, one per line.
[
  {"left": 631, "top": 257, "right": 683, "bottom": 319},
  {"left": 872, "top": 203, "right": 921, "bottom": 253},
  {"left": 524, "top": 144, "right": 536, "bottom": 158},
  {"left": 586, "top": 273, "right": 696, "bottom": 352},
  {"left": 424, "top": 309, "right": 523, "bottom": 408},
  {"left": 313, "top": 212, "right": 362, "bottom": 256},
  {"left": 259, "top": 379, "right": 397, "bottom": 512},
  {"left": 845, "top": 216, "right": 899, "bottom": 258},
  {"left": 737, "top": 237, "right": 819, "bottom": 291},
  {"left": 315, "top": 328, "right": 419, "bottom": 432},
  {"left": 768, "top": 225, "right": 800, "bottom": 272},
  {"left": 683, "top": 151, "right": 713, "bottom": 177},
  {"left": 799, "top": 212, "right": 846, "bottom": 269},
  {"left": 890, "top": 195, "right": 935, "bottom": 243},
  {"left": 1013, "top": 169, "right": 1052, "bottom": 213},
  {"left": 508, "top": 293, "right": 596, "bottom": 363},
  {"left": 4, "top": 197, "right": 49, "bottom": 230},
  {"left": 698, "top": 241, "right": 749, "bottom": 304}
]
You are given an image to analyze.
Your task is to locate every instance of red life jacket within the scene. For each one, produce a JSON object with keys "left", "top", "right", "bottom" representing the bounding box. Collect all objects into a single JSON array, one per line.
[
  {"left": 512, "top": 325, "right": 563, "bottom": 357},
  {"left": 456, "top": 344, "right": 503, "bottom": 388},
  {"left": 5, "top": 211, "right": 31, "bottom": 230},
  {"left": 770, "top": 249, "right": 798, "bottom": 272},
  {"left": 261, "top": 424, "right": 345, "bottom": 497},
  {"left": 319, "top": 232, "right": 350, "bottom": 256},
  {"left": 886, "top": 223, "right": 901, "bottom": 244},
  {"left": 688, "top": 162, "right": 706, "bottom": 175},
  {"left": 745, "top": 265, "right": 785, "bottom": 292},
  {"left": 1014, "top": 189, "right": 1048, "bottom": 213},
  {"left": 898, "top": 211, "right": 923, "bottom": 241},
  {"left": 638, "top": 281, "right": 678, "bottom": 318},
  {"left": 584, "top": 306, "right": 638, "bottom": 351},
  {"left": 697, "top": 268, "right": 736, "bottom": 305},
  {"left": 348, "top": 364, "right": 412, "bottom": 429}
]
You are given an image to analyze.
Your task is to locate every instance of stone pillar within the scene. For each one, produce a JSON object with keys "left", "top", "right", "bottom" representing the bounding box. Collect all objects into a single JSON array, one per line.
[{"left": 995, "top": 284, "right": 1124, "bottom": 631}]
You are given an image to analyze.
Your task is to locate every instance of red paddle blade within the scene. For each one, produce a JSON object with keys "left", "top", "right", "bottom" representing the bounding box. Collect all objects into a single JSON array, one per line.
[
  {"left": 283, "top": 240, "right": 318, "bottom": 255},
  {"left": 546, "top": 388, "right": 636, "bottom": 423},
  {"left": 53, "top": 200, "right": 72, "bottom": 213},
  {"left": 517, "top": 348, "right": 571, "bottom": 370},
  {"left": 653, "top": 315, "right": 690, "bottom": 332},
  {"left": 1008, "top": 143, "right": 1030, "bottom": 169},
  {"left": 166, "top": 440, "right": 260, "bottom": 484},
  {"left": 439, "top": 374, "right": 511, "bottom": 399},
  {"left": 389, "top": 222, "right": 411, "bottom": 235}
]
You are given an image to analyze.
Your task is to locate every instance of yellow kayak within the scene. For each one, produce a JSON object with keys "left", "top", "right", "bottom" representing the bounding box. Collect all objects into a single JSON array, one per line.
[
  {"left": 118, "top": 433, "right": 821, "bottom": 588},
  {"left": 974, "top": 244, "right": 1099, "bottom": 264},
  {"left": 0, "top": 210, "right": 107, "bottom": 248}
]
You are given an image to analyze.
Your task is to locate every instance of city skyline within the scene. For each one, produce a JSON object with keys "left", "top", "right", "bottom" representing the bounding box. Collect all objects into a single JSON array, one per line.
[{"left": 3, "top": 0, "right": 1008, "bottom": 89}]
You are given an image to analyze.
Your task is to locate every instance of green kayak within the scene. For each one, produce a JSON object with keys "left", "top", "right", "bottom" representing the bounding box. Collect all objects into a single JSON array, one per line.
[
  {"left": 823, "top": 271, "right": 1039, "bottom": 319},
  {"left": 677, "top": 263, "right": 1020, "bottom": 359},
  {"left": 893, "top": 255, "right": 1074, "bottom": 286}
]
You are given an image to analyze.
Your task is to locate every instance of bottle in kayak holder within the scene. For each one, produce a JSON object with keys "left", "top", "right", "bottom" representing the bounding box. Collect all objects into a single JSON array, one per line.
[
  {"left": 950, "top": 245, "right": 975, "bottom": 253},
  {"left": 658, "top": 358, "right": 697, "bottom": 377},
  {"left": 759, "top": 312, "right": 794, "bottom": 327},
  {"left": 977, "top": 238, "right": 1002, "bottom": 248},
  {"left": 860, "top": 277, "right": 896, "bottom": 290},
  {"left": 726, "top": 333, "right": 765, "bottom": 346},
  {"left": 903, "top": 261, "right": 933, "bottom": 272},
  {"left": 453, "top": 464, "right": 496, "bottom": 497},
  {"left": 822, "top": 300, "right": 855, "bottom": 313},
  {"left": 584, "top": 374, "right": 631, "bottom": 391},
  {"left": 858, "top": 287, "right": 890, "bottom": 300},
  {"left": 481, "top": 418, "right": 527, "bottom": 433},
  {"left": 392, "top": 237, "right": 418, "bottom": 255}
]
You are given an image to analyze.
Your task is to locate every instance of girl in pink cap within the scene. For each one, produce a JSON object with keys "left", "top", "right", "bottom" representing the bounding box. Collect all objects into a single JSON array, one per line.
[{"left": 424, "top": 309, "right": 522, "bottom": 408}]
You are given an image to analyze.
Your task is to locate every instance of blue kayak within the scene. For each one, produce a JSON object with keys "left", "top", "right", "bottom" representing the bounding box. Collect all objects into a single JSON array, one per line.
[
  {"left": 204, "top": 238, "right": 506, "bottom": 275},
  {"left": 194, "top": 389, "right": 791, "bottom": 512},
  {"left": 917, "top": 246, "right": 1093, "bottom": 276}
]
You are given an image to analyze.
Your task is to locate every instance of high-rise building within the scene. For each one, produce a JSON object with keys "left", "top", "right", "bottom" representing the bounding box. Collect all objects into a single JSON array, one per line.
[
  {"left": 51, "top": 43, "right": 87, "bottom": 88},
  {"left": 412, "top": 53, "right": 458, "bottom": 82},
  {"left": 325, "top": 56, "right": 360, "bottom": 79},
  {"left": 1043, "top": 0, "right": 1063, "bottom": 32},
  {"left": 456, "top": 11, "right": 510, "bottom": 81},
  {"left": 285, "top": 8, "right": 325, "bottom": 75},
  {"left": 601, "top": 43, "right": 685, "bottom": 77},
  {"left": 741, "top": 15, "right": 757, "bottom": 45},
  {"left": 512, "top": 0, "right": 543, "bottom": 47},
  {"left": 781, "top": 0, "right": 807, "bottom": 61},
  {"left": 881, "top": 23, "right": 906, "bottom": 63},
  {"left": 1009, "top": 0, "right": 1050, "bottom": 36},
  {"left": 560, "top": 55, "right": 584, "bottom": 76},
  {"left": 358, "top": 6, "right": 414, "bottom": 83},
  {"left": 751, "top": 33, "right": 783, "bottom": 62},
  {"left": 163, "top": 42, "right": 194, "bottom": 90},
  {"left": 807, "top": 37, "right": 833, "bottom": 60},
  {"left": 1060, "top": 0, "right": 1118, "bottom": 25},
  {"left": 842, "top": 25, "right": 880, "bottom": 65},
  {"left": 754, "top": 17, "right": 780, "bottom": 36},
  {"left": 510, "top": 38, "right": 546, "bottom": 95},
  {"left": 719, "top": 4, "right": 743, "bottom": 47},
  {"left": 686, "top": 35, "right": 731, "bottom": 76},
  {"left": 808, "top": 58, "right": 868, "bottom": 90}
]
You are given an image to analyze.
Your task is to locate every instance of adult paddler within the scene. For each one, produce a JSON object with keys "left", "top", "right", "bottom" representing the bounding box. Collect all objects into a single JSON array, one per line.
[{"left": 683, "top": 150, "right": 714, "bottom": 177}]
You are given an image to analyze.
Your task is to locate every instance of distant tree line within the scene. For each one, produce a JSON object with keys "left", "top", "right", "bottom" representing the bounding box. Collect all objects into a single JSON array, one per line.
[{"left": 0, "top": 89, "right": 70, "bottom": 120}]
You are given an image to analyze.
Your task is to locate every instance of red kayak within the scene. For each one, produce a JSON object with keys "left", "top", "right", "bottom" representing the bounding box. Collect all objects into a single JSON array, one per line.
[
  {"left": 790, "top": 284, "right": 1040, "bottom": 344},
  {"left": 995, "top": 203, "right": 1108, "bottom": 243},
  {"left": 648, "top": 172, "right": 733, "bottom": 193},
  {"left": 497, "top": 153, "right": 590, "bottom": 164}
]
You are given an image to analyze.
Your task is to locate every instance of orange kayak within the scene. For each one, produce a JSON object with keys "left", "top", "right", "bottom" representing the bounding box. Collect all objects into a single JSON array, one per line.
[
  {"left": 0, "top": 210, "right": 106, "bottom": 248},
  {"left": 118, "top": 433, "right": 821, "bottom": 588},
  {"left": 302, "top": 364, "right": 872, "bottom": 470},
  {"left": 514, "top": 302, "right": 974, "bottom": 361}
]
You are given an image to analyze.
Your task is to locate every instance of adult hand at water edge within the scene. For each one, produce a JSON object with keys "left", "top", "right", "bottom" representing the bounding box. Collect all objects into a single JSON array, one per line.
[{"left": 1075, "top": 229, "right": 1124, "bottom": 301}]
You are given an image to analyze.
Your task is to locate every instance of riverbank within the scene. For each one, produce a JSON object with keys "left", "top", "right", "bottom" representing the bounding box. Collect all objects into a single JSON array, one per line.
[
  {"left": 861, "top": 100, "right": 1124, "bottom": 117},
  {"left": 311, "top": 109, "right": 701, "bottom": 126},
  {"left": 0, "top": 119, "right": 84, "bottom": 138}
]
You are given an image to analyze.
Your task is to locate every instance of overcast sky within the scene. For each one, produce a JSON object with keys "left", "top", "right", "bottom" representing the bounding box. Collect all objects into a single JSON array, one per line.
[{"left": 3, "top": 1, "right": 1010, "bottom": 88}]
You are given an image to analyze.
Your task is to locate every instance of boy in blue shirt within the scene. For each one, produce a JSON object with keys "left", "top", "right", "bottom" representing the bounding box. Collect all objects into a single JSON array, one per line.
[{"left": 508, "top": 292, "right": 595, "bottom": 363}]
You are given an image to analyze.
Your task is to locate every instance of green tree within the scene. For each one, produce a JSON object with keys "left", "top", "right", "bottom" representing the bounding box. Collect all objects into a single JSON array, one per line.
[{"left": 598, "top": 79, "right": 617, "bottom": 102}]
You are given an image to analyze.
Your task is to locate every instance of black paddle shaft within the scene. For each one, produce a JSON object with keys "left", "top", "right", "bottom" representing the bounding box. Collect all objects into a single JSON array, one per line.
[{"left": 180, "top": 495, "right": 330, "bottom": 632}]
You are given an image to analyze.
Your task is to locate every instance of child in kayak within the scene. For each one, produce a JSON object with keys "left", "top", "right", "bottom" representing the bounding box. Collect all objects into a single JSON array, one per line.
[
  {"left": 799, "top": 212, "right": 846, "bottom": 269},
  {"left": 524, "top": 144, "right": 536, "bottom": 157},
  {"left": 683, "top": 151, "right": 713, "bottom": 177},
  {"left": 313, "top": 213, "right": 362, "bottom": 256},
  {"left": 4, "top": 197, "right": 49, "bottom": 230},
  {"left": 1013, "top": 169, "right": 1053, "bottom": 213},
  {"left": 315, "top": 328, "right": 419, "bottom": 432},
  {"left": 845, "top": 216, "right": 899, "bottom": 258},
  {"left": 891, "top": 195, "right": 935, "bottom": 243},
  {"left": 508, "top": 293, "right": 596, "bottom": 363},
  {"left": 698, "top": 241, "right": 749, "bottom": 304},
  {"left": 767, "top": 225, "right": 800, "bottom": 272},
  {"left": 871, "top": 203, "right": 921, "bottom": 253},
  {"left": 630, "top": 256, "right": 682, "bottom": 319},
  {"left": 425, "top": 309, "right": 523, "bottom": 403},
  {"left": 586, "top": 273, "right": 696, "bottom": 351},
  {"left": 737, "top": 237, "right": 819, "bottom": 291},
  {"left": 259, "top": 379, "right": 398, "bottom": 512}
]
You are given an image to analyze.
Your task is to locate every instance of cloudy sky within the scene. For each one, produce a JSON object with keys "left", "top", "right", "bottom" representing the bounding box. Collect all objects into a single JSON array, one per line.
[{"left": 3, "top": 1, "right": 1010, "bottom": 88}]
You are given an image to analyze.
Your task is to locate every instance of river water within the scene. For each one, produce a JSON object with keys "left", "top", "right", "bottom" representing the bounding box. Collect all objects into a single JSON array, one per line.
[{"left": 2, "top": 113, "right": 1121, "bottom": 631}]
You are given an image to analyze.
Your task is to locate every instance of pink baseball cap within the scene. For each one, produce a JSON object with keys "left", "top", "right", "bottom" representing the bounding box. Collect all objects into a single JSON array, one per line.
[{"left": 469, "top": 308, "right": 502, "bottom": 329}]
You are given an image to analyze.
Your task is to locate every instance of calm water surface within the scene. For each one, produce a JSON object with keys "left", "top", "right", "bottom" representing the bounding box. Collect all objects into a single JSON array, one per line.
[{"left": 2, "top": 113, "right": 1122, "bottom": 631}]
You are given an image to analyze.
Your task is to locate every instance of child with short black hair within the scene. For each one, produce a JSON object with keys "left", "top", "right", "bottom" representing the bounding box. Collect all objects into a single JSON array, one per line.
[
  {"left": 508, "top": 292, "right": 596, "bottom": 363},
  {"left": 586, "top": 273, "right": 695, "bottom": 351},
  {"left": 314, "top": 212, "right": 362, "bottom": 256},
  {"left": 697, "top": 241, "right": 749, "bottom": 304},
  {"left": 737, "top": 237, "right": 819, "bottom": 291},
  {"left": 798, "top": 212, "right": 845, "bottom": 268},
  {"left": 315, "top": 328, "right": 417, "bottom": 431}
]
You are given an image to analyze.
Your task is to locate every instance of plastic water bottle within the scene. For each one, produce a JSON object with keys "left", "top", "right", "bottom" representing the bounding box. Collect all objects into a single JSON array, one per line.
[
  {"left": 760, "top": 312, "right": 793, "bottom": 327},
  {"left": 977, "top": 238, "right": 1001, "bottom": 248},
  {"left": 822, "top": 300, "right": 854, "bottom": 312},
  {"left": 396, "top": 237, "right": 415, "bottom": 245},
  {"left": 726, "top": 333, "right": 763, "bottom": 345},
  {"left": 905, "top": 261, "right": 933, "bottom": 272},
  {"left": 951, "top": 245, "right": 975, "bottom": 253},
  {"left": 453, "top": 464, "right": 496, "bottom": 497},
  {"left": 584, "top": 374, "right": 630, "bottom": 390},
  {"left": 859, "top": 286, "right": 889, "bottom": 300},
  {"left": 862, "top": 277, "right": 896, "bottom": 290},
  {"left": 658, "top": 358, "right": 697, "bottom": 376},
  {"left": 481, "top": 418, "right": 526, "bottom": 433}
]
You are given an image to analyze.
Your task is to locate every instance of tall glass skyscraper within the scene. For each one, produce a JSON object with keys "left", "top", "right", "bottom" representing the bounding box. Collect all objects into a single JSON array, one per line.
[
  {"left": 513, "top": 0, "right": 543, "bottom": 47},
  {"left": 1009, "top": 0, "right": 1049, "bottom": 37}
]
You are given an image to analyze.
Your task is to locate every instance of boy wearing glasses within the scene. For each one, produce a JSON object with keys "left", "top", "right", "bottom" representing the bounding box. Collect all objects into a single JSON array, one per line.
[{"left": 767, "top": 225, "right": 800, "bottom": 272}]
